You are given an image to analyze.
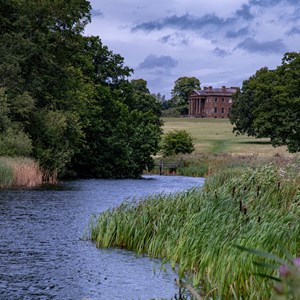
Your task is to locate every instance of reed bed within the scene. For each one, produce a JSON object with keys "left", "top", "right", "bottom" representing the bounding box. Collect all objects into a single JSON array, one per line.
[
  {"left": 90, "top": 159, "right": 300, "bottom": 299},
  {"left": 0, "top": 157, "right": 43, "bottom": 188}
]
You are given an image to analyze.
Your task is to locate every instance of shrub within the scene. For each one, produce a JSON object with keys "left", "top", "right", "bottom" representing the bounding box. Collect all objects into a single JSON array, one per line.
[
  {"left": 0, "top": 128, "right": 32, "bottom": 156},
  {"left": 161, "top": 129, "right": 195, "bottom": 157}
]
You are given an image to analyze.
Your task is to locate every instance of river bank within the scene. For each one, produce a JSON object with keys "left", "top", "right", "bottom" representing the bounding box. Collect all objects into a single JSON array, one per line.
[{"left": 91, "top": 156, "right": 300, "bottom": 299}]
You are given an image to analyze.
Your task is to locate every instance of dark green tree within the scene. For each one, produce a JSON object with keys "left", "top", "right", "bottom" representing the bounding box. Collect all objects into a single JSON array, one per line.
[
  {"left": 170, "top": 76, "right": 201, "bottom": 114},
  {"left": 0, "top": 0, "right": 162, "bottom": 178},
  {"left": 230, "top": 52, "right": 300, "bottom": 153}
]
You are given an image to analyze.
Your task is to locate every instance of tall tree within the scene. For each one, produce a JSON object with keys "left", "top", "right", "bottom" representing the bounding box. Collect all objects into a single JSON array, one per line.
[
  {"left": 230, "top": 52, "right": 300, "bottom": 153},
  {"left": 0, "top": 0, "right": 162, "bottom": 177},
  {"left": 170, "top": 76, "right": 201, "bottom": 114}
]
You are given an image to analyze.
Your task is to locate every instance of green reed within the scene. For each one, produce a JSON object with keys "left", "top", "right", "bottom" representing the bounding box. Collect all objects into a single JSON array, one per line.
[
  {"left": 0, "top": 157, "right": 13, "bottom": 187},
  {"left": 90, "top": 160, "right": 300, "bottom": 299}
]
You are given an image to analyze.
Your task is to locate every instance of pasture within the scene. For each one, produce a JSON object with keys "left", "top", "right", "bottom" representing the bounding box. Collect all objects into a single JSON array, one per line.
[{"left": 162, "top": 117, "right": 290, "bottom": 156}]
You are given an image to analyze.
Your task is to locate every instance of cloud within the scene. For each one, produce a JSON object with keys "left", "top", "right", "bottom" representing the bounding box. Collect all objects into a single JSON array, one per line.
[
  {"left": 91, "top": 9, "right": 103, "bottom": 18},
  {"left": 159, "top": 33, "right": 189, "bottom": 46},
  {"left": 236, "top": 37, "right": 286, "bottom": 54},
  {"left": 137, "top": 54, "right": 178, "bottom": 70},
  {"left": 286, "top": 27, "right": 300, "bottom": 36},
  {"left": 249, "top": 0, "right": 299, "bottom": 6},
  {"left": 226, "top": 27, "right": 250, "bottom": 38},
  {"left": 213, "top": 47, "right": 230, "bottom": 57},
  {"left": 235, "top": 4, "right": 254, "bottom": 20},
  {"left": 132, "top": 13, "right": 236, "bottom": 32}
]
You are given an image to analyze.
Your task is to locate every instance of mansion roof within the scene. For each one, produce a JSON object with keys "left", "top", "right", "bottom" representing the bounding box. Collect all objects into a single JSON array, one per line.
[{"left": 191, "top": 86, "right": 238, "bottom": 97}]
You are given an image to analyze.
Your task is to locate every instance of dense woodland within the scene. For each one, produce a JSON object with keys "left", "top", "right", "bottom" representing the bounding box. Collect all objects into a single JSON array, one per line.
[{"left": 0, "top": 0, "right": 162, "bottom": 178}]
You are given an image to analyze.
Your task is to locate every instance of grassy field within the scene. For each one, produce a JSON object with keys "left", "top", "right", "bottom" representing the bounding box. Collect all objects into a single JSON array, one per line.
[{"left": 162, "top": 117, "right": 290, "bottom": 156}]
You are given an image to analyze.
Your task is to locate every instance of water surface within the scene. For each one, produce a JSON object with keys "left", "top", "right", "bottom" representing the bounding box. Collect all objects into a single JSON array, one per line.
[{"left": 0, "top": 175, "right": 204, "bottom": 300}]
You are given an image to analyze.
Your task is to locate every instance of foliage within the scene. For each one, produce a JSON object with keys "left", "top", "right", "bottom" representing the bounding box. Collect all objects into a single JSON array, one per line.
[
  {"left": 237, "top": 246, "right": 300, "bottom": 299},
  {"left": 230, "top": 52, "right": 300, "bottom": 153},
  {"left": 90, "top": 160, "right": 300, "bottom": 299},
  {"left": 0, "top": 1, "right": 162, "bottom": 178},
  {"left": 161, "top": 129, "right": 195, "bottom": 157},
  {"left": 170, "top": 77, "right": 201, "bottom": 114},
  {"left": 0, "top": 127, "right": 32, "bottom": 157}
]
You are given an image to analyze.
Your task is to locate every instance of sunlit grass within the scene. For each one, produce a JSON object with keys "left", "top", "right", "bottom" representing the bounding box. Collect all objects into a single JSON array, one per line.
[
  {"left": 161, "top": 118, "right": 290, "bottom": 156},
  {"left": 90, "top": 158, "right": 300, "bottom": 299}
]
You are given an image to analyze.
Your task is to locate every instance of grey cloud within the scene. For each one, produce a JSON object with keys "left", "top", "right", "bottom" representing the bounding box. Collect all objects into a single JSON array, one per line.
[
  {"left": 213, "top": 47, "right": 230, "bottom": 57},
  {"left": 237, "top": 37, "right": 286, "bottom": 54},
  {"left": 287, "top": 27, "right": 300, "bottom": 35},
  {"left": 249, "top": 0, "right": 299, "bottom": 6},
  {"left": 226, "top": 27, "right": 250, "bottom": 39},
  {"left": 159, "top": 33, "right": 189, "bottom": 46},
  {"left": 250, "top": 0, "right": 281, "bottom": 6},
  {"left": 132, "top": 13, "right": 237, "bottom": 32},
  {"left": 160, "top": 35, "right": 171, "bottom": 44},
  {"left": 137, "top": 54, "right": 178, "bottom": 70},
  {"left": 235, "top": 4, "right": 254, "bottom": 20},
  {"left": 91, "top": 9, "right": 103, "bottom": 18}
]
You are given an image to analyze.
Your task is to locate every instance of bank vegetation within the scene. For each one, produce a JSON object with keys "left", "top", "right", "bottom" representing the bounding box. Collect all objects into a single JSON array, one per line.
[
  {"left": 0, "top": 157, "right": 44, "bottom": 188},
  {"left": 90, "top": 156, "right": 300, "bottom": 299}
]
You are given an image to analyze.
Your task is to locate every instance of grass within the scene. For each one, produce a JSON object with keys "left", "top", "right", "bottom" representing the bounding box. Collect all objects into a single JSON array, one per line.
[
  {"left": 90, "top": 158, "right": 300, "bottom": 299},
  {"left": 0, "top": 157, "right": 43, "bottom": 188},
  {"left": 161, "top": 118, "right": 290, "bottom": 156}
]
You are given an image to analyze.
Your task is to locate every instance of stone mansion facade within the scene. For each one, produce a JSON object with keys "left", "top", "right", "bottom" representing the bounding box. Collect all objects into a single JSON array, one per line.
[{"left": 188, "top": 86, "right": 238, "bottom": 118}]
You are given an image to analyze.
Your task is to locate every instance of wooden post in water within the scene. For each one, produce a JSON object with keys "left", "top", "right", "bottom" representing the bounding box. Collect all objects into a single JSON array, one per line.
[{"left": 159, "top": 160, "right": 164, "bottom": 175}]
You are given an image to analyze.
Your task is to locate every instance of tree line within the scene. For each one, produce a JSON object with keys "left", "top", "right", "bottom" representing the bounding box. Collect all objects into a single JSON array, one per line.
[
  {"left": 1, "top": 1, "right": 299, "bottom": 180},
  {"left": 0, "top": 0, "right": 162, "bottom": 178}
]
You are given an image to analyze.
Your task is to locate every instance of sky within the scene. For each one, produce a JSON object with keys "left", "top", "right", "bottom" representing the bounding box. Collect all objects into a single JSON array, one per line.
[{"left": 85, "top": 0, "right": 300, "bottom": 98}]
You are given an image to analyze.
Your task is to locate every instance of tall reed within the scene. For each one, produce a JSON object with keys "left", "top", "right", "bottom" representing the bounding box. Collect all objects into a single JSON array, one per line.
[
  {"left": 0, "top": 157, "right": 43, "bottom": 188},
  {"left": 0, "top": 158, "right": 13, "bottom": 187},
  {"left": 90, "top": 160, "right": 300, "bottom": 299}
]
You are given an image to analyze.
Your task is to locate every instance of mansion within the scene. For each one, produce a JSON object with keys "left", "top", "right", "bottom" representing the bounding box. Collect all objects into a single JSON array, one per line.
[{"left": 188, "top": 86, "right": 238, "bottom": 118}]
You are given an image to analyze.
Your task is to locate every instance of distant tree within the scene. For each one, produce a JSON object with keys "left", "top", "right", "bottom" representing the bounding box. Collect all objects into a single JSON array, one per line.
[
  {"left": 230, "top": 52, "right": 300, "bottom": 153},
  {"left": 161, "top": 129, "right": 195, "bottom": 157},
  {"left": 170, "top": 77, "right": 201, "bottom": 114}
]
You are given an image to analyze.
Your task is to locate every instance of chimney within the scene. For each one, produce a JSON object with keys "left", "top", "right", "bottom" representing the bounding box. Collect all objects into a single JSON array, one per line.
[
  {"left": 222, "top": 86, "right": 226, "bottom": 90},
  {"left": 208, "top": 86, "right": 212, "bottom": 90}
]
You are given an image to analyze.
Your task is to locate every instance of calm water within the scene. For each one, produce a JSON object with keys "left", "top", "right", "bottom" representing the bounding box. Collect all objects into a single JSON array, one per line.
[{"left": 0, "top": 175, "right": 204, "bottom": 300}]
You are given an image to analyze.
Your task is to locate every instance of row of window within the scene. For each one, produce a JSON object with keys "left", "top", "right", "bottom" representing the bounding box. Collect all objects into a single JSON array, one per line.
[
  {"left": 214, "top": 107, "right": 225, "bottom": 113},
  {"left": 213, "top": 107, "right": 232, "bottom": 113},
  {"left": 204, "top": 98, "right": 232, "bottom": 103}
]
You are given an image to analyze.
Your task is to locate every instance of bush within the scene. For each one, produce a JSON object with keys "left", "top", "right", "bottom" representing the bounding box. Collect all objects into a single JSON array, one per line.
[
  {"left": 0, "top": 128, "right": 32, "bottom": 156},
  {"left": 161, "top": 129, "right": 194, "bottom": 157}
]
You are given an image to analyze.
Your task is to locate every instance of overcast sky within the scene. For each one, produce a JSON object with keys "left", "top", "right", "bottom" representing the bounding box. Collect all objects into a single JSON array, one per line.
[{"left": 85, "top": 0, "right": 300, "bottom": 98}]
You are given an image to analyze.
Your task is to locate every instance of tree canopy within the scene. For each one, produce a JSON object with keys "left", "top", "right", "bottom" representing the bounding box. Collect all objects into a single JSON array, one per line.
[
  {"left": 161, "top": 129, "right": 195, "bottom": 157},
  {"left": 0, "top": 0, "right": 162, "bottom": 178},
  {"left": 229, "top": 52, "right": 300, "bottom": 153},
  {"left": 170, "top": 76, "right": 201, "bottom": 115}
]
